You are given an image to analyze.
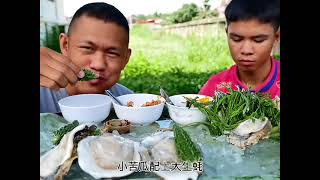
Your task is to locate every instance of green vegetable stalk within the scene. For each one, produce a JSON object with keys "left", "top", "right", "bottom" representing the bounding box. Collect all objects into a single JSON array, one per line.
[
  {"left": 173, "top": 124, "right": 203, "bottom": 162},
  {"left": 52, "top": 120, "right": 79, "bottom": 145},
  {"left": 79, "top": 69, "right": 97, "bottom": 81}
]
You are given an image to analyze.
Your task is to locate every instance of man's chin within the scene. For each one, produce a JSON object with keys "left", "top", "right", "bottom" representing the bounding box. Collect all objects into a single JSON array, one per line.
[
  {"left": 77, "top": 86, "right": 106, "bottom": 94},
  {"left": 238, "top": 65, "right": 256, "bottom": 73},
  {"left": 73, "top": 80, "right": 116, "bottom": 94}
]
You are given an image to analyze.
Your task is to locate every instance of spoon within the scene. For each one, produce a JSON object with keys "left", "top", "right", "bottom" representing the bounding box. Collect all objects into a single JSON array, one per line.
[
  {"left": 160, "top": 87, "right": 175, "bottom": 106},
  {"left": 105, "top": 90, "right": 125, "bottom": 106}
]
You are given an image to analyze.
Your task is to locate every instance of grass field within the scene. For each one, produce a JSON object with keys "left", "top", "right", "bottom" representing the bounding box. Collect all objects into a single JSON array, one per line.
[{"left": 119, "top": 25, "right": 234, "bottom": 95}]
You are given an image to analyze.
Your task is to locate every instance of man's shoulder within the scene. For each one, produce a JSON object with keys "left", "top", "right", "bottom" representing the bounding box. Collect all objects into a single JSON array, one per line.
[
  {"left": 40, "top": 87, "right": 68, "bottom": 113},
  {"left": 207, "top": 65, "right": 236, "bottom": 83},
  {"left": 40, "top": 87, "right": 68, "bottom": 96},
  {"left": 108, "top": 83, "right": 134, "bottom": 96},
  {"left": 199, "top": 65, "right": 236, "bottom": 96},
  {"left": 274, "top": 59, "right": 280, "bottom": 73}
]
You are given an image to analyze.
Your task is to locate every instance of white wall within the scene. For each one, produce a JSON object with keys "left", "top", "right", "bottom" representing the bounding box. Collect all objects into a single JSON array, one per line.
[
  {"left": 40, "top": 0, "right": 67, "bottom": 24},
  {"left": 40, "top": 0, "right": 67, "bottom": 46},
  {"left": 40, "top": 0, "right": 57, "bottom": 22}
]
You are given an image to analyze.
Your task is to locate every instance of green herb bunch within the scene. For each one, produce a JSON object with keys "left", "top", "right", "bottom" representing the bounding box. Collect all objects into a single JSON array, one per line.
[
  {"left": 173, "top": 124, "right": 203, "bottom": 162},
  {"left": 52, "top": 120, "right": 102, "bottom": 145},
  {"left": 52, "top": 120, "right": 79, "bottom": 145},
  {"left": 190, "top": 87, "right": 280, "bottom": 137},
  {"left": 79, "top": 69, "right": 97, "bottom": 81}
]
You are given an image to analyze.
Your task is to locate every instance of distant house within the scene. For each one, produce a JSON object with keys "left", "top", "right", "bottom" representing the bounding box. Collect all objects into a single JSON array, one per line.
[
  {"left": 135, "top": 18, "right": 163, "bottom": 29},
  {"left": 40, "top": 0, "right": 67, "bottom": 46}
]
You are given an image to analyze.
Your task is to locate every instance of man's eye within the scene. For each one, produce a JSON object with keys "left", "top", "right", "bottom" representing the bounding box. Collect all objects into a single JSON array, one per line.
[
  {"left": 231, "top": 37, "right": 242, "bottom": 42},
  {"left": 108, "top": 52, "right": 120, "bottom": 56},
  {"left": 253, "top": 38, "right": 266, "bottom": 43},
  {"left": 80, "top": 46, "right": 93, "bottom": 50}
]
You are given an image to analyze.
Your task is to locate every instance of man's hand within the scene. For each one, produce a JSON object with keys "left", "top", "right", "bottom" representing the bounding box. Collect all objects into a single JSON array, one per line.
[{"left": 40, "top": 47, "right": 84, "bottom": 90}]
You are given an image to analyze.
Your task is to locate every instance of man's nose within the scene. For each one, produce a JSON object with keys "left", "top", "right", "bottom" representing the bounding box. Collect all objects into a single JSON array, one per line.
[
  {"left": 89, "top": 52, "right": 107, "bottom": 71},
  {"left": 240, "top": 40, "right": 254, "bottom": 55}
]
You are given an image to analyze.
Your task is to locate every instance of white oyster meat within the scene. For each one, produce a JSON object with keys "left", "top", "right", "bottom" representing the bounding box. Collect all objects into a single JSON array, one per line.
[
  {"left": 225, "top": 117, "right": 272, "bottom": 150},
  {"left": 140, "top": 131, "right": 199, "bottom": 180},
  {"left": 151, "top": 138, "right": 179, "bottom": 163},
  {"left": 77, "top": 133, "right": 140, "bottom": 179}
]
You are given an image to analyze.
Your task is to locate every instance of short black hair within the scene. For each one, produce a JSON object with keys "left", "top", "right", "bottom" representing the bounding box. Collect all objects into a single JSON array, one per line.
[
  {"left": 67, "top": 2, "right": 129, "bottom": 36},
  {"left": 225, "top": 0, "right": 280, "bottom": 31}
]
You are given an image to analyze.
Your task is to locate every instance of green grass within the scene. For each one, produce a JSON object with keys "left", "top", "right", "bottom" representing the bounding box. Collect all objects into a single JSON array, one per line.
[{"left": 119, "top": 25, "right": 234, "bottom": 95}]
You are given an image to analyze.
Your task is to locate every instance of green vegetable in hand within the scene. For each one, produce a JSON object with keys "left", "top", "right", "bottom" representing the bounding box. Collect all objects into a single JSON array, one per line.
[
  {"left": 79, "top": 69, "right": 97, "bottom": 81},
  {"left": 173, "top": 124, "right": 202, "bottom": 162},
  {"left": 52, "top": 120, "right": 79, "bottom": 145}
]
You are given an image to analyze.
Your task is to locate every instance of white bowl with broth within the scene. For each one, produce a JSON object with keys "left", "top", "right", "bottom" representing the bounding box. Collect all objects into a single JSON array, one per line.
[
  {"left": 166, "top": 94, "right": 213, "bottom": 125},
  {"left": 112, "top": 94, "right": 165, "bottom": 125}
]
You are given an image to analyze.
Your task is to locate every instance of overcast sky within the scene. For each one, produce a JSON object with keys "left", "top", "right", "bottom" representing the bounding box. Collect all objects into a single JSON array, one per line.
[{"left": 63, "top": 0, "right": 222, "bottom": 17}]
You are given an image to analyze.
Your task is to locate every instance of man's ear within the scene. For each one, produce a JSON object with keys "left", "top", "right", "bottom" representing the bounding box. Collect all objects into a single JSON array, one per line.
[
  {"left": 225, "top": 23, "right": 228, "bottom": 34},
  {"left": 59, "top": 33, "right": 69, "bottom": 56},
  {"left": 122, "top": 48, "right": 131, "bottom": 69},
  {"left": 275, "top": 28, "right": 280, "bottom": 42},
  {"left": 273, "top": 28, "right": 280, "bottom": 49}
]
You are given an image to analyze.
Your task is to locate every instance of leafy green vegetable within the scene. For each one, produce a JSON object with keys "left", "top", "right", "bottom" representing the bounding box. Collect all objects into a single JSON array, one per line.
[
  {"left": 52, "top": 120, "right": 79, "bottom": 145},
  {"left": 73, "top": 125, "right": 102, "bottom": 144},
  {"left": 185, "top": 96, "right": 199, "bottom": 108},
  {"left": 173, "top": 124, "right": 202, "bottom": 162},
  {"left": 269, "top": 124, "right": 280, "bottom": 142},
  {"left": 79, "top": 69, "right": 97, "bottom": 81},
  {"left": 90, "top": 129, "right": 102, "bottom": 136},
  {"left": 190, "top": 87, "right": 280, "bottom": 137}
]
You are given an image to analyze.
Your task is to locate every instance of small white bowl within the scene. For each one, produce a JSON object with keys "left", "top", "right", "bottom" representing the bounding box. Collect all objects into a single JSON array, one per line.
[
  {"left": 58, "top": 94, "right": 112, "bottom": 124},
  {"left": 167, "top": 94, "right": 213, "bottom": 125},
  {"left": 112, "top": 94, "right": 165, "bottom": 125}
]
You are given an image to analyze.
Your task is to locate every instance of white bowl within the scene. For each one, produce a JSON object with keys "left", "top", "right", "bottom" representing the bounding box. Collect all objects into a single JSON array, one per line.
[
  {"left": 112, "top": 94, "right": 165, "bottom": 125},
  {"left": 166, "top": 94, "right": 213, "bottom": 125},
  {"left": 58, "top": 94, "right": 112, "bottom": 124}
]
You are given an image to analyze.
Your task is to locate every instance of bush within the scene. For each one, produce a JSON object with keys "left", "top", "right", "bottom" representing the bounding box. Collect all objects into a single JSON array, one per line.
[
  {"left": 273, "top": 54, "right": 280, "bottom": 61},
  {"left": 170, "top": 3, "right": 199, "bottom": 23},
  {"left": 43, "top": 24, "right": 63, "bottom": 53}
]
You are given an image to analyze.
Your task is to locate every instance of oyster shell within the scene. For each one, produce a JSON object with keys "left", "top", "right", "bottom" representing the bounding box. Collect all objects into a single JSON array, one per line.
[
  {"left": 141, "top": 131, "right": 174, "bottom": 148},
  {"left": 225, "top": 117, "right": 272, "bottom": 150},
  {"left": 140, "top": 131, "right": 199, "bottom": 180},
  {"left": 151, "top": 138, "right": 179, "bottom": 163},
  {"left": 77, "top": 134, "right": 140, "bottom": 179},
  {"left": 40, "top": 124, "right": 87, "bottom": 178}
]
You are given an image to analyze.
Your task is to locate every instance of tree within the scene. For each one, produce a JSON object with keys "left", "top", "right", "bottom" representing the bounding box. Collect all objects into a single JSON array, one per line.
[
  {"left": 136, "top": 14, "right": 147, "bottom": 20},
  {"left": 153, "top": 11, "right": 161, "bottom": 18},
  {"left": 170, "top": 3, "right": 199, "bottom": 23},
  {"left": 43, "top": 24, "right": 63, "bottom": 53},
  {"left": 204, "top": 0, "right": 211, "bottom": 12}
]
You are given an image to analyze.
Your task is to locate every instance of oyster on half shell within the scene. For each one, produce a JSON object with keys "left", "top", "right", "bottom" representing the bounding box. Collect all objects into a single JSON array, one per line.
[
  {"left": 140, "top": 131, "right": 200, "bottom": 180},
  {"left": 40, "top": 124, "right": 87, "bottom": 178},
  {"left": 225, "top": 117, "right": 272, "bottom": 150},
  {"left": 77, "top": 134, "right": 140, "bottom": 179}
]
